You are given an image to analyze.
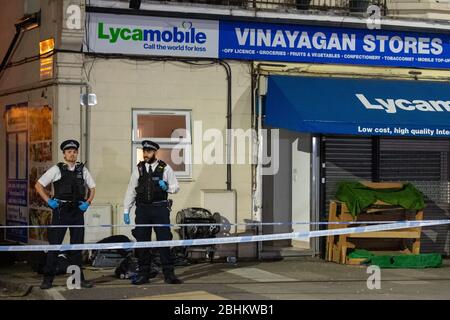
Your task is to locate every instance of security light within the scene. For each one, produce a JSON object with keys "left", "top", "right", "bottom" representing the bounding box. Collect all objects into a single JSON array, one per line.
[{"left": 80, "top": 93, "right": 97, "bottom": 107}]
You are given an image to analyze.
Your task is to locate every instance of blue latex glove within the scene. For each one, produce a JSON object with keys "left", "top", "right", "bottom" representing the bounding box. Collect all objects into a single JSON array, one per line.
[
  {"left": 124, "top": 213, "right": 130, "bottom": 225},
  {"left": 78, "top": 201, "right": 90, "bottom": 212},
  {"left": 47, "top": 199, "right": 59, "bottom": 209},
  {"left": 159, "top": 180, "right": 168, "bottom": 191}
]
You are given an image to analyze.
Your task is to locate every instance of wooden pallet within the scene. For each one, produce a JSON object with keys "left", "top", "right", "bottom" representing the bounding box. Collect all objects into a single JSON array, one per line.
[{"left": 325, "top": 182, "right": 423, "bottom": 265}]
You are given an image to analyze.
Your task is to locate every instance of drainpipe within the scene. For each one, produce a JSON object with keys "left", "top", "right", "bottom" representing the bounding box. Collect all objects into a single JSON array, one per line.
[
  {"left": 84, "top": 85, "right": 90, "bottom": 166},
  {"left": 254, "top": 75, "right": 267, "bottom": 222},
  {"left": 219, "top": 61, "right": 232, "bottom": 191},
  {"left": 254, "top": 74, "right": 268, "bottom": 260},
  {"left": 218, "top": 61, "right": 235, "bottom": 259},
  {"left": 80, "top": 85, "right": 91, "bottom": 166}
]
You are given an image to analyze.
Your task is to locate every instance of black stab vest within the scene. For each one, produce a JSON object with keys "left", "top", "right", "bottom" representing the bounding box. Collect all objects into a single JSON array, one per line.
[
  {"left": 135, "top": 160, "right": 168, "bottom": 205},
  {"left": 53, "top": 162, "right": 86, "bottom": 201}
]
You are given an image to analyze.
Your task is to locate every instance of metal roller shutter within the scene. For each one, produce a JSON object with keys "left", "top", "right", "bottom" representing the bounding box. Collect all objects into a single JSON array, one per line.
[
  {"left": 323, "top": 136, "right": 373, "bottom": 219},
  {"left": 380, "top": 138, "right": 450, "bottom": 255}
]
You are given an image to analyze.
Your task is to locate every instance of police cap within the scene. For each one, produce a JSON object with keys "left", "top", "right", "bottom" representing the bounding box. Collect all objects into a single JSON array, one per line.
[
  {"left": 60, "top": 139, "right": 80, "bottom": 151},
  {"left": 142, "top": 140, "right": 159, "bottom": 151}
]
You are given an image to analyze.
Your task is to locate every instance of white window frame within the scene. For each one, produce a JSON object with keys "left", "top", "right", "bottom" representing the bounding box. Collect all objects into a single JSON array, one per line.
[
  {"left": 132, "top": 109, "right": 192, "bottom": 179},
  {"left": 132, "top": 109, "right": 191, "bottom": 144}
]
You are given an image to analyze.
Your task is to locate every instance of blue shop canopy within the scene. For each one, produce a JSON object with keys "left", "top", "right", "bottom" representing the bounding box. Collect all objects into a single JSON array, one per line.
[{"left": 264, "top": 76, "right": 450, "bottom": 138}]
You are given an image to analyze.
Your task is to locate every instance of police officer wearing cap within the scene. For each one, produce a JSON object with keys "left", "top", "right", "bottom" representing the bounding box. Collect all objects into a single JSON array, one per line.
[
  {"left": 123, "top": 140, "right": 182, "bottom": 285},
  {"left": 35, "top": 139, "right": 96, "bottom": 289}
]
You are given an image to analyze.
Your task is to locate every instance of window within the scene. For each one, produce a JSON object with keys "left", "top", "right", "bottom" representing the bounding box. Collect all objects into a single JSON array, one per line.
[
  {"left": 132, "top": 110, "right": 192, "bottom": 178},
  {"left": 39, "top": 38, "right": 54, "bottom": 80}
]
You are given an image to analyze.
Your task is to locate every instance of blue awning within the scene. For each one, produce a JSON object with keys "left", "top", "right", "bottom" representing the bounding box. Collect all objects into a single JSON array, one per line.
[{"left": 264, "top": 76, "right": 450, "bottom": 138}]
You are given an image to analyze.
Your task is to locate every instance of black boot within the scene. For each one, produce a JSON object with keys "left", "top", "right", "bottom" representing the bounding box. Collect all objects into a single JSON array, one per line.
[
  {"left": 80, "top": 271, "right": 93, "bottom": 288},
  {"left": 40, "top": 276, "right": 53, "bottom": 290},
  {"left": 164, "top": 271, "right": 183, "bottom": 284},
  {"left": 81, "top": 280, "right": 93, "bottom": 288},
  {"left": 149, "top": 260, "right": 160, "bottom": 279},
  {"left": 149, "top": 269, "right": 159, "bottom": 279}
]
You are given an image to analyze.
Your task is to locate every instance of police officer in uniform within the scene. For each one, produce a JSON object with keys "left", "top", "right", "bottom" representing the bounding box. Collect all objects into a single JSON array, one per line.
[
  {"left": 123, "top": 140, "right": 182, "bottom": 285},
  {"left": 35, "top": 139, "right": 96, "bottom": 289}
]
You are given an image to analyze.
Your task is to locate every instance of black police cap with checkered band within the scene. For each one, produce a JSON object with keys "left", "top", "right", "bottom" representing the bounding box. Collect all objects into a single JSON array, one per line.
[
  {"left": 60, "top": 139, "right": 80, "bottom": 151},
  {"left": 142, "top": 140, "right": 159, "bottom": 151}
]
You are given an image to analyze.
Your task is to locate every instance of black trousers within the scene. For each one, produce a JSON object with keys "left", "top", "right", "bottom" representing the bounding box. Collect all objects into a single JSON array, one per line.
[
  {"left": 43, "top": 202, "right": 85, "bottom": 280},
  {"left": 132, "top": 203, "right": 174, "bottom": 276}
]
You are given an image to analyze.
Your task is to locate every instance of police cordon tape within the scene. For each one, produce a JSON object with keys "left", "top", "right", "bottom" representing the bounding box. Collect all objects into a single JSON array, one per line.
[
  {"left": 0, "top": 219, "right": 448, "bottom": 252},
  {"left": 0, "top": 220, "right": 430, "bottom": 229}
]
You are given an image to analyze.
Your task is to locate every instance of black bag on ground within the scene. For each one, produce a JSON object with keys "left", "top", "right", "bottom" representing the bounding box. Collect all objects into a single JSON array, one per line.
[
  {"left": 90, "top": 235, "right": 133, "bottom": 268},
  {"left": 114, "top": 253, "right": 139, "bottom": 279},
  {"left": 115, "top": 249, "right": 160, "bottom": 280}
]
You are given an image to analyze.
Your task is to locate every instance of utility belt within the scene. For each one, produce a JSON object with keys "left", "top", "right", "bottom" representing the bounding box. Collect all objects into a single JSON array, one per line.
[
  {"left": 137, "top": 199, "right": 173, "bottom": 211},
  {"left": 55, "top": 199, "right": 83, "bottom": 203},
  {"left": 53, "top": 198, "right": 84, "bottom": 209},
  {"left": 51, "top": 199, "right": 85, "bottom": 222}
]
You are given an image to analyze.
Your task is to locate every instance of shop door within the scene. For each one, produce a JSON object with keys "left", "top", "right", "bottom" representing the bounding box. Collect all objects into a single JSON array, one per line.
[{"left": 261, "top": 128, "right": 313, "bottom": 257}]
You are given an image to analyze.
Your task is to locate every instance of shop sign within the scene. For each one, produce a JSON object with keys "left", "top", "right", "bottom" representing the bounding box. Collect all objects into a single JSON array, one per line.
[{"left": 87, "top": 13, "right": 450, "bottom": 70}]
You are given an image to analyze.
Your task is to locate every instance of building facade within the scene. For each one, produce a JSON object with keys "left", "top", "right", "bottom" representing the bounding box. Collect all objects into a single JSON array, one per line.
[{"left": 2, "top": 0, "right": 450, "bottom": 258}]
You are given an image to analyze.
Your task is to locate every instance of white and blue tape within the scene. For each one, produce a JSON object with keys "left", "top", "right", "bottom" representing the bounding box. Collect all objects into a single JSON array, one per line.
[
  {"left": 0, "top": 219, "right": 448, "bottom": 252},
  {"left": 0, "top": 220, "right": 422, "bottom": 229}
]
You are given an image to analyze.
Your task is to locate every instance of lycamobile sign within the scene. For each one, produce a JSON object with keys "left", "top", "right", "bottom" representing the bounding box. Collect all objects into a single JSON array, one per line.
[
  {"left": 86, "top": 13, "right": 450, "bottom": 69},
  {"left": 356, "top": 94, "right": 450, "bottom": 114},
  {"left": 97, "top": 22, "right": 207, "bottom": 44},
  {"left": 86, "top": 13, "right": 219, "bottom": 58}
]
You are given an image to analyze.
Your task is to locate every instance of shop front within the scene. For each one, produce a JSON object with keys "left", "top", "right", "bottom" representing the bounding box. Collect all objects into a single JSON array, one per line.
[
  {"left": 4, "top": 3, "right": 450, "bottom": 261},
  {"left": 83, "top": 8, "right": 450, "bottom": 257},
  {"left": 261, "top": 74, "right": 450, "bottom": 256}
]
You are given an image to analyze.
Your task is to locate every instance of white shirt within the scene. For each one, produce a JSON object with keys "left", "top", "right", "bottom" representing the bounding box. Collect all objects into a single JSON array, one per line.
[
  {"left": 123, "top": 160, "right": 179, "bottom": 214},
  {"left": 37, "top": 163, "right": 96, "bottom": 189}
]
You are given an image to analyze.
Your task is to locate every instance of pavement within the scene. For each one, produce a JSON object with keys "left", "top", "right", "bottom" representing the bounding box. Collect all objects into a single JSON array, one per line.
[{"left": 2, "top": 256, "right": 450, "bottom": 300}]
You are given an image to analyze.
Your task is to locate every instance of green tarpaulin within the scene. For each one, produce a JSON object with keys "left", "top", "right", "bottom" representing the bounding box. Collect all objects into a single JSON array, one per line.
[
  {"left": 348, "top": 249, "right": 442, "bottom": 268},
  {"left": 335, "top": 181, "right": 425, "bottom": 217}
]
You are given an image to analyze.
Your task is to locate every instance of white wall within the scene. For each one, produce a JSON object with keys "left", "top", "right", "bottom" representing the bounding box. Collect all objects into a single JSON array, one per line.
[
  {"left": 291, "top": 133, "right": 311, "bottom": 249},
  {"left": 56, "top": 58, "right": 253, "bottom": 237},
  {"left": 387, "top": 0, "right": 450, "bottom": 21}
]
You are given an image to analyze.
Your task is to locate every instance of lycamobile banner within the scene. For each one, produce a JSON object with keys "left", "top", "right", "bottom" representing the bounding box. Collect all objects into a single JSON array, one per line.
[
  {"left": 86, "top": 13, "right": 450, "bottom": 69},
  {"left": 86, "top": 13, "right": 219, "bottom": 58}
]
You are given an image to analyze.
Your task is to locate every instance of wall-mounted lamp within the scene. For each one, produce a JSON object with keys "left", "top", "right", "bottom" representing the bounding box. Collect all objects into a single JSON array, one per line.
[
  {"left": 15, "top": 12, "right": 40, "bottom": 31},
  {"left": 80, "top": 93, "right": 98, "bottom": 107}
]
